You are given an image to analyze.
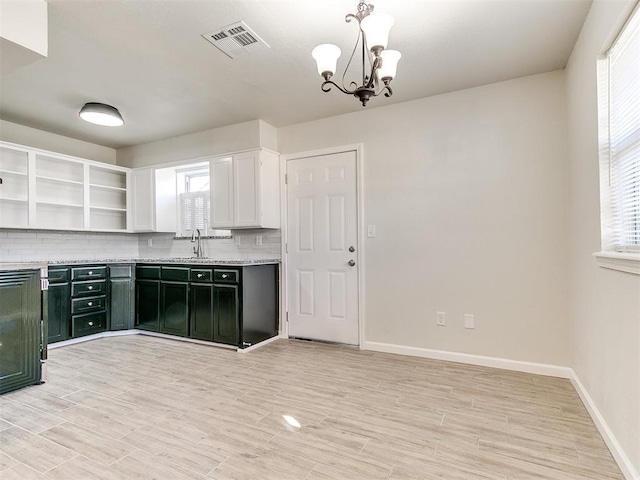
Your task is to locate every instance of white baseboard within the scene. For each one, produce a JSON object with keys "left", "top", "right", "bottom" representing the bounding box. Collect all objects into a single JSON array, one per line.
[
  {"left": 237, "top": 335, "right": 280, "bottom": 353},
  {"left": 47, "top": 329, "right": 139, "bottom": 349},
  {"left": 363, "top": 340, "right": 639, "bottom": 480},
  {"left": 363, "top": 341, "right": 572, "bottom": 378},
  {"left": 570, "top": 372, "right": 640, "bottom": 480}
]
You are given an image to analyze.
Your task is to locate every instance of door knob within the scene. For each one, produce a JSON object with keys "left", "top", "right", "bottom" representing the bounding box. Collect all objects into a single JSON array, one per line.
[
  {"left": 348, "top": 260, "right": 356, "bottom": 267},
  {"left": 349, "top": 246, "right": 355, "bottom": 252}
]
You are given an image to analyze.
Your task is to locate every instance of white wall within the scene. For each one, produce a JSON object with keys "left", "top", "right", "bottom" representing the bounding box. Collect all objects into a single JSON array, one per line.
[
  {"left": 565, "top": 0, "right": 640, "bottom": 475},
  {"left": 0, "top": 119, "right": 116, "bottom": 164},
  {"left": 116, "top": 119, "right": 264, "bottom": 168},
  {"left": 279, "top": 71, "right": 571, "bottom": 366}
]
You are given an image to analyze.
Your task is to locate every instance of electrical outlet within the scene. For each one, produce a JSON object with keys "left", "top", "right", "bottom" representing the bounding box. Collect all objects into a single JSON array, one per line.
[
  {"left": 234, "top": 235, "right": 241, "bottom": 246},
  {"left": 147, "top": 238, "right": 153, "bottom": 247},
  {"left": 436, "top": 311, "right": 446, "bottom": 326},
  {"left": 464, "top": 314, "right": 475, "bottom": 329},
  {"left": 255, "top": 235, "right": 263, "bottom": 246}
]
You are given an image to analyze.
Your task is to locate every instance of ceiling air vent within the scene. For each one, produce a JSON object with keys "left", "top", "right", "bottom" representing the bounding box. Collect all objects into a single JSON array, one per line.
[{"left": 202, "top": 21, "right": 269, "bottom": 59}]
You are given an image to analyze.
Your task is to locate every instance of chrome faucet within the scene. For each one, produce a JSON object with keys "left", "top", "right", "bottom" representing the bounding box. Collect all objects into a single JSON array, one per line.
[{"left": 191, "top": 228, "right": 203, "bottom": 258}]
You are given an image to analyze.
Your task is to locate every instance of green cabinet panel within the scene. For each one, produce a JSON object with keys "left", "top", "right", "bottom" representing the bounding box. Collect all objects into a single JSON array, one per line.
[
  {"left": 213, "top": 284, "right": 239, "bottom": 345},
  {"left": 160, "top": 281, "right": 189, "bottom": 337},
  {"left": 47, "top": 279, "right": 71, "bottom": 343},
  {"left": 110, "top": 278, "right": 133, "bottom": 330},
  {"left": 190, "top": 283, "right": 214, "bottom": 341},
  {"left": 136, "top": 279, "right": 160, "bottom": 331},
  {"left": 109, "top": 264, "right": 134, "bottom": 331},
  {"left": 0, "top": 270, "right": 42, "bottom": 395}
]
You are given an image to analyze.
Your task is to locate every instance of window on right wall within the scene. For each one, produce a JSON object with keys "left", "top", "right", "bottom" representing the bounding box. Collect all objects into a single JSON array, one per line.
[{"left": 596, "top": 3, "right": 640, "bottom": 273}]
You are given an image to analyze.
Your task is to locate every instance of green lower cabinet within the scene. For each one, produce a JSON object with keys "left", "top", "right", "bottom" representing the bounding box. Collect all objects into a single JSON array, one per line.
[
  {"left": 109, "top": 265, "right": 134, "bottom": 331},
  {"left": 0, "top": 270, "right": 42, "bottom": 395},
  {"left": 136, "top": 279, "right": 160, "bottom": 331},
  {"left": 160, "top": 281, "right": 189, "bottom": 337},
  {"left": 47, "top": 280, "right": 71, "bottom": 343},
  {"left": 213, "top": 284, "right": 239, "bottom": 345},
  {"left": 190, "top": 283, "right": 214, "bottom": 341}
]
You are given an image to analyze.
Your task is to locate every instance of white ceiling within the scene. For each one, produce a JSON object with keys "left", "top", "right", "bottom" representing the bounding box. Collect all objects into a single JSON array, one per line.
[{"left": 0, "top": 0, "right": 592, "bottom": 150}]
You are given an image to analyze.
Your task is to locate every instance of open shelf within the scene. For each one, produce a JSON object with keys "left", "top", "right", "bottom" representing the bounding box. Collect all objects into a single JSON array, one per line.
[
  {"left": 90, "top": 185, "right": 126, "bottom": 210},
  {"left": 35, "top": 154, "right": 84, "bottom": 183},
  {"left": 90, "top": 208, "right": 126, "bottom": 230},
  {"left": 0, "top": 146, "right": 28, "bottom": 175},
  {"left": 36, "top": 176, "right": 84, "bottom": 206},
  {"left": 36, "top": 175, "right": 83, "bottom": 185},
  {"left": 0, "top": 171, "right": 28, "bottom": 201},
  {"left": 0, "top": 168, "right": 28, "bottom": 177},
  {"left": 35, "top": 203, "right": 84, "bottom": 229},
  {"left": 90, "top": 205, "right": 127, "bottom": 212},
  {"left": 89, "top": 183, "right": 126, "bottom": 192},
  {"left": 36, "top": 201, "right": 84, "bottom": 208},
  {"left": 0, "top": 199, "right": 28, "bottom": 227},
  {"left": 90, "top": 166, "right": 127, "bottom": 190}
]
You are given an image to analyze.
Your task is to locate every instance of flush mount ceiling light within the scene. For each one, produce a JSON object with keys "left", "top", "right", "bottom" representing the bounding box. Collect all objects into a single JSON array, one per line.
[
  {"left": 312, "top": 0, "right": 401, "bottom": 107},
  {"left": 79, "top": 102, "right": 124, "bottom": 127}
]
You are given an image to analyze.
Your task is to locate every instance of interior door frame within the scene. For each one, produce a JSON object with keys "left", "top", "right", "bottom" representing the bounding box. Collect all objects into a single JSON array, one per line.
[{"left": 280, "top": 144, "right": 365, "bottom": 348}]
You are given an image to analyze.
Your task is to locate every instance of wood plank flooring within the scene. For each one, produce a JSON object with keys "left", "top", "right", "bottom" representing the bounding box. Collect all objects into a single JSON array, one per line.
[{"left": 0, "top": 336, "right": 625, "bottom": 479}]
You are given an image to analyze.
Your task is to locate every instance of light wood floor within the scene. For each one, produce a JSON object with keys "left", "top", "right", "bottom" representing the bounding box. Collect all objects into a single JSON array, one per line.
[{"left": 0, "top": 336, "right": 625, "bottom": 479}]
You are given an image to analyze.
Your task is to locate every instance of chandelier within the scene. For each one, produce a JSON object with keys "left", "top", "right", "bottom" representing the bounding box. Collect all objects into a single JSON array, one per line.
[{"left": 312, "top": 1, "right": 401, "bottom": 107}]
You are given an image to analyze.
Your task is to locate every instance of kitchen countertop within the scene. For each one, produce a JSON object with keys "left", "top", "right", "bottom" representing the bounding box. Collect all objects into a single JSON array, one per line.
[
  {"left": 0, "top": 262, "right": 48, "bottom": 272},
  {"left": 39, "top": 258, "right": 281, "bottom": 266}
]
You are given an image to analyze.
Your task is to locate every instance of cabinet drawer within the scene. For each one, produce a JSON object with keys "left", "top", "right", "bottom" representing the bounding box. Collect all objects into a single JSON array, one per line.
[
  {"left": 191, "top": 269, "right": 212, "bottom": 282},
  {"left": 72, "top": 280, "right": 106, "bottom": 297},
  {"left": 109, "top": 265, "right": 132, "bottom": 278},
  {"left": 72, "top": 266, "right": 107, "bottom": 281},
  {"left": 213, "top": 269, "right": 239, "bottom": 283},
  {"left": 136, "top": 265, "right": 161, "bottom": 280},
  {"left": 72, "top": 312, "right": 106, "bottom": 337},
  {"left": 48, "top": 267, "right": 70, "bottom": 283},
  {"left": 71, "top": 295, "right": 105, "bottom": 315},
  {"left": 162, "top": 266, "right": 190, "bottom": 282}
]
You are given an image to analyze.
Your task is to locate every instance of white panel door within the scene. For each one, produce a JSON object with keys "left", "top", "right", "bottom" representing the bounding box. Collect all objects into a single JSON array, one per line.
[{"left": 287, "top": 151, "right": 359, "bottom": 345}]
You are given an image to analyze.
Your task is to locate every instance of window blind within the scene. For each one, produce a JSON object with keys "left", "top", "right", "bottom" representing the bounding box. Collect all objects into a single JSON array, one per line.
[
  {"left": 178, "top": 191, "right": 210, "bottom": 236},
  {"left": 608, "top": 5, "right": 640, "bottom": 249}
]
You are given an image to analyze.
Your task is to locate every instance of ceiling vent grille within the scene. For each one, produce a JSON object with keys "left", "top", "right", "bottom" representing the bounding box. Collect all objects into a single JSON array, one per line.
[{"left": 202, "top": 21, "right": 269, "bottom": 59}]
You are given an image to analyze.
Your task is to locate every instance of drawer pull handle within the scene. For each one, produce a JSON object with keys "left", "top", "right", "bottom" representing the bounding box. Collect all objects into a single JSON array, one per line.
[
  {"left": 88, "top": 321, "right": 94, "bottom": 326},
  {"left": 222, "top": 274, "right": 228, "bottom": 279},
  {"left": 197, "top": 273, "right": 203, "bottom": 278},
  {"left": 88, "top": 286, "right": 93, "bottom": 290},
  {"left": 88, "top": 302, "right": 93, "bottom": 306},
  {"left": 88, "top": 271, "right": 93, "bottom": 275}
]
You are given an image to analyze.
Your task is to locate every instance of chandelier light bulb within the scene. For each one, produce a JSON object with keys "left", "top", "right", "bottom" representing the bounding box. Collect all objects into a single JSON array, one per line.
[
  {"left": 361, "top": 12, "right": 394, "bottom": 53},
  {"left": 312, "top": 44, "right": 342, "bottom": 79},
  {"left": 378, "top": 49, "right": 402, "bottom": 82}
]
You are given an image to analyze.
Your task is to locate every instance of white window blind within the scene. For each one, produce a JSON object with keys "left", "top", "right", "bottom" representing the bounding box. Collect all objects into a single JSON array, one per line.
[
  {"left": 178, "top": 191, "right": 210, "bottom": 236},
  {"left": 607, "top": 5, "right": 640, "bottom": 249}
]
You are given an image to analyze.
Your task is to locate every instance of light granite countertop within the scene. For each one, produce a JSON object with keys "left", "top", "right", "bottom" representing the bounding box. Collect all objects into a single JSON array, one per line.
[
  {"left": 0, "top": 262, "right": 48, "bottom": 272},
  {"left": 41, "top": 258, "right": 280, "bottom": 266}
]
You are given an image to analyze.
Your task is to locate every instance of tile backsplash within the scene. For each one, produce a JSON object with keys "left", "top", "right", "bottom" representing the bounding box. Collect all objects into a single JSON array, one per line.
[
  {"left": 138, "top": 229, "right": 281, "bottom": 259},
  {"left": 0, "top": 229, "right": 281, "bottom": 263}
]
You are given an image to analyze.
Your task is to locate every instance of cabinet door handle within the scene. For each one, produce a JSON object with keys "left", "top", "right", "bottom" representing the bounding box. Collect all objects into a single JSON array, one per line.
[
  {"left": 197, "top": 273, "right": 203, "bottom": 278},
  {"left": 88, "top": 302, "right": 93, "bottom": 306},
  {"left": 88, "top": 286, "right": 94, "bottom": 290},
  {"left": 222, "top": 274, "right": 228, "bottom": 278},
  {"left": 88, "top": 321, "right": 94, "bottom": 326}
]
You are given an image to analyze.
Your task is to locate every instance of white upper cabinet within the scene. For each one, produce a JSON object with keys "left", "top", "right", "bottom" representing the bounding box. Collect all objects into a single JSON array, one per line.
[
  {"left": 210, "top": 150, "right": 280, "bottom": 229},
  {"left": 0, "top": 141, "right": 131, "bottom": 232},
  {"left": 130, "top": 167, "right": 177, "bottom": 233}
]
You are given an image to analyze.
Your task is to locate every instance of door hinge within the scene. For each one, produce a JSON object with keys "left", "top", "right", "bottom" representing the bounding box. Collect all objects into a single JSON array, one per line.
[
  {"left": 286, "top": 312, "right": 289, "bottom": 323},
  {"left": 285, "top": 173, "right": 288, "bottom": 184},
  {"left": 285, "top": 242, "right": 288, "bottom": 253},
  {"left": 40, "top": 278, "right": 49, "bottom": 291}
]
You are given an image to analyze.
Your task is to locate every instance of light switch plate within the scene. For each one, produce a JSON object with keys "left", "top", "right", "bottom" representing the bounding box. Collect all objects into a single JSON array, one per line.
[
  {"left": 255, "top": 235, "right": 263, "bottom": 246},
  {"left": 464, "top": 314, "right": 475, "bottom": 329},
  {"left": 367, "top": 225, "right": 376, "bottom": 238}
]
